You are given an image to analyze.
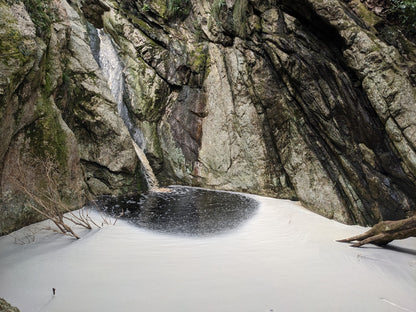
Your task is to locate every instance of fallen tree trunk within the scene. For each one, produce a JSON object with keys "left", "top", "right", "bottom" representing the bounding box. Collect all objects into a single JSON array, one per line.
[{"left": 337, "top": 215, "right": 416, "bottom": 247}]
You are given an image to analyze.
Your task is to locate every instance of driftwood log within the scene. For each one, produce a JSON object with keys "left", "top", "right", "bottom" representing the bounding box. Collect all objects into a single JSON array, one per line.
[{"left": 337, "top": 215, "right": 416, "bottom": 247}]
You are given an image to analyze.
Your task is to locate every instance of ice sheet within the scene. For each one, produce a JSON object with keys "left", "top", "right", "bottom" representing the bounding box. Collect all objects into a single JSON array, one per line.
[{"left": 0, "top": 195, "right": 415, "bottom": 312}]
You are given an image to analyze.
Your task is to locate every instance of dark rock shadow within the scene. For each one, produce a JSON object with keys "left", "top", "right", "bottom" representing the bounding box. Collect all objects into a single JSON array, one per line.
[{"left": 383, "top": 244, "right": 416, "bottom": 256}]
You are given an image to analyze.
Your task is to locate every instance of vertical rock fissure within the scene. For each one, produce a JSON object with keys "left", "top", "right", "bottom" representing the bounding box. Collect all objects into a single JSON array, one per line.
[
  {"left": 262, "top": 45, "right": 360, "bottom": 223},
  {"left": 261, "top": 6, "right": 416, "bottom": 224},
  {"left": 246, "top": 50, "right": 297, "bottom": 198}
]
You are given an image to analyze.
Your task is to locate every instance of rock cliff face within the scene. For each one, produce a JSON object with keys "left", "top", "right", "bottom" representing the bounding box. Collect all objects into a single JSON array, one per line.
[
  {"left": 1, "top": 0, "right": 416, "bottom": 233},
  {"left": 0, "top": 0, "right": 142, "bottom": 234}
]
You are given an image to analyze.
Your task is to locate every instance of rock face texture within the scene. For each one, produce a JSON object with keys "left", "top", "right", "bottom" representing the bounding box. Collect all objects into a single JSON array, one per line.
[
  {"left": 0, "top": 298, "right": 20, "bottom": 312},
  {"left": 0, "top": 0, "right": 143, "bottom": 234},
  {"left": 1, "top": 0, "right": 416, "bottom": 233}
]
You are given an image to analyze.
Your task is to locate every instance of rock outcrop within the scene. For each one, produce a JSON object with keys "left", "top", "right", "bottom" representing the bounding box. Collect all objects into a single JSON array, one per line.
[
  {"left": 0, "top": 0, "right": 143, "bottom": 235},
  {"left": 1, "top": 0, "right": 416, "bottom": 233},
  {"left": 0, "top": 298, "right": 20, "bottom": 312},
  {"left": 89, "top": 0, "right": 415, "bottom": 225}
]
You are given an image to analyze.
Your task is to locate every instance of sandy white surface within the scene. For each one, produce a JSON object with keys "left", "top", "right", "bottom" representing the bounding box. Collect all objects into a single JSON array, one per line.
[{"left": 0, "top": 195, "right": 415, "bottom": 312}]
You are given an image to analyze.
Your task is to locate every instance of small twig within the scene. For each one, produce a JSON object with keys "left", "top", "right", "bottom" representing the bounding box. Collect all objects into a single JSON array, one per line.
[{"left": 113, "top": 209, "right": 124, "bottom": 225}]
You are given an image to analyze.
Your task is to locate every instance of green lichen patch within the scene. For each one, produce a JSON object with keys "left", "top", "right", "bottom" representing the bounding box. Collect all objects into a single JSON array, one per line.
[
  {"left": 129, "top": 14, "right": 154, "bottom": 34},
  {"left": 21, "top": 0, "right": 56, "bottom": 38},
  {"left": 189, "top": 44, "right": 209, "bottom": 73},
  {"left": 349, "top": 0, "right": 383, "bottom": 28},
  {"left": 0, "top": 297, "right": 20, "bottom": 312},
  {"left": 233, "top": 0, "right": 248, "bottom": 37},
  {"left": 148, "top": 0, "right": 168, "bottom": 18},
  {"left": 0, "top": 2, "right": 32, "bottom": 66},
  {"left": 27, "top": 93, "right": 69, "bottom": 167}
]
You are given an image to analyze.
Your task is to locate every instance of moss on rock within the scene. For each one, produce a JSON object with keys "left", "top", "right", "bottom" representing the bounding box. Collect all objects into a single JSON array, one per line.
[
  {"left": 189, "top": 44, "right": 209, "bottom": 73},
  {"left": 233, "top": 0, "right": 248, "bottom": 37},
  {"left": 26, "top": 92, "right": 69, "bottom": 167},
  {"left": 21, "top": 0, "right": 55, "bottom": 38},
  {"left": 0, "top": 2, "right": 34, "bottom": 67},
  {"left": 166, "top": 0, "right": 191, "bottom": 21},
  {"left": 0, "top": 298, "right": 20, "bottom": 312}
]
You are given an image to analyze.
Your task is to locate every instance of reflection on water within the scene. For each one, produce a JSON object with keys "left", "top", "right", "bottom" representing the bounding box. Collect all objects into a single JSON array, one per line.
[{"left": 94, "top": 186, "right": 258, "bottom": 236}]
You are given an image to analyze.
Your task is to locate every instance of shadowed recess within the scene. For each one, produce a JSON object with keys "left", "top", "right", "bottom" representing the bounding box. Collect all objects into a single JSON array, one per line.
[{"left": 95, "top": 186, "right": 258, "bottom": 236}]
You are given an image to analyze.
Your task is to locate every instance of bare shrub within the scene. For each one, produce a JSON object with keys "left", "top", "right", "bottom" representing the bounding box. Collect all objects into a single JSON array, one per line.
[
  {"left": 10, "top": 227, "right": 41, "bottom": 245},
  {"left": 11, "top": 154, "right": 99, "bottom": 239}
]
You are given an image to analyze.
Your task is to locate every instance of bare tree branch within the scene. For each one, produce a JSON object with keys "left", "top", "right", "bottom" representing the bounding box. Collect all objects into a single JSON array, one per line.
[
  {"left": 337, "top": 215, "right": 416, "bottom": 247},
  {"left": 10, "top": 154, "right": 100, "bottom": 239}
]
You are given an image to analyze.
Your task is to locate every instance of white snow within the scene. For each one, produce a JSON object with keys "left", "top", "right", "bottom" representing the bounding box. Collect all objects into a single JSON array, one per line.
[{"left": 0, "top": 195, "right": 415, "bottom": 312}]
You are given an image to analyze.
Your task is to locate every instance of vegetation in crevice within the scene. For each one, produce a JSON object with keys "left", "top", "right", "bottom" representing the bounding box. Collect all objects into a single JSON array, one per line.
[
  {"left": 388, "top": 0, "right": 416, "bottom": 38},
  {"left": 21, "top": 0, "right": 56, "bottom": 38},
  {"left": 233, "top": 0, "right": 248, "bottom": 37},
  {"left": 189, "top": 44, "right": 209, "bottom": 74},
  {"left": 0, "top": 30, "right": 30, "bottom": 65},
  {"left": 167, "top": 0, "right": 191, "bottom": 20},
  {"left": 210, "top": 0, "right": 227, "bottom": 28},
  {"left": 192, "top": 19, "right": 205, "bottom": 42},
  {"left": 0, "top": 1, "right": 33, "bottom": 65}
]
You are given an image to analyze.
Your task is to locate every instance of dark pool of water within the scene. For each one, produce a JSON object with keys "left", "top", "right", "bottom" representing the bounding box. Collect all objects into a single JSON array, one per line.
[{"left": 94, "top": 186, "right": 258, "bottom": 236}]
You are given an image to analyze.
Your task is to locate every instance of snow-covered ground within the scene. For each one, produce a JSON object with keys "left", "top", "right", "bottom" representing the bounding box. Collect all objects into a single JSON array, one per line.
[{"left": 0, "top": 195, "right": 415, "bottom": 312}]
